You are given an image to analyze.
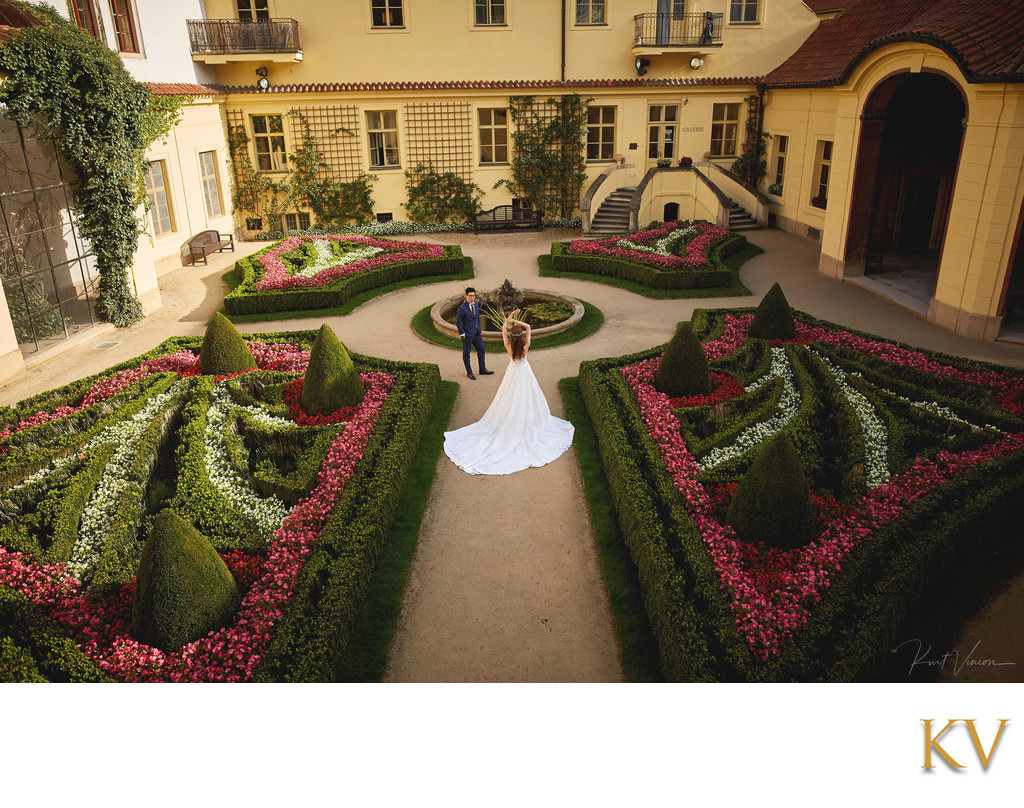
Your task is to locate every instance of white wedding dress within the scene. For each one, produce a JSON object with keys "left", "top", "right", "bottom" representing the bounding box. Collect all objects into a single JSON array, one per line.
[{"left": 444, "top": 356, "right": 574, "bottom": 475}]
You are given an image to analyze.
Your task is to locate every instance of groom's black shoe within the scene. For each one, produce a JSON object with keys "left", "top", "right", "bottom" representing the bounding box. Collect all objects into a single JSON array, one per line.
[
  {"left": 467, "top": 372, "right": 476, "bottom": 380},
  {"left": 479, "top": 369, "right": 494, "bottom": 375}
]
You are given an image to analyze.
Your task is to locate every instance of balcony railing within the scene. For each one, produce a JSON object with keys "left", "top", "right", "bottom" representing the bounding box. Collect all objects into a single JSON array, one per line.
[
  {"left": 633, "top": 12, "right": 723, "bottom": 48},
  {"left": 187, "top": 18, "right": 301, "bottom": 55}
]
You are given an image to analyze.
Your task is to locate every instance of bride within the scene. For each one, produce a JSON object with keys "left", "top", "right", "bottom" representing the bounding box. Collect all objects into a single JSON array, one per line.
[{"left": 443, "top": 310, "right": 574, "bottom": 475}]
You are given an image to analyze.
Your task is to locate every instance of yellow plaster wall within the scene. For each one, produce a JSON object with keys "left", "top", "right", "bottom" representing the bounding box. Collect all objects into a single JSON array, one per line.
[
  {"left": 0, "top": 283, "right": 27, "bottom": 388},
  {"left": 200, "top": 0, "right": 817, "bottom": 86}
]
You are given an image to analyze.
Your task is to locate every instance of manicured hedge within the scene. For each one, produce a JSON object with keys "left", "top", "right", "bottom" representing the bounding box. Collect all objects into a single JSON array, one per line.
[
  {"left": 579, "top": 307, "right": 1024, "bottom": 681},
  {"left": 224, "top": 239, "right": 465, "bottom": 316}
]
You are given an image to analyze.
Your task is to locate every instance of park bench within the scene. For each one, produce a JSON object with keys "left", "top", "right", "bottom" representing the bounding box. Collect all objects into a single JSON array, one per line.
[
  {"left": 188, "top": 229, "right": 235, "bottom": 265},
  {"left": 471, "top": 205, "right": 542, "bottom": 235}
]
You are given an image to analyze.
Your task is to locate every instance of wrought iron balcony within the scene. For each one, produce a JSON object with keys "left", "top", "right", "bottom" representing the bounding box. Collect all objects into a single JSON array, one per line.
[
  {"left": 187, "top": 18, "right": 302, "bottom": 63},
  {"left": 633, "top": 12, "right": 723, "bottom": 50}
]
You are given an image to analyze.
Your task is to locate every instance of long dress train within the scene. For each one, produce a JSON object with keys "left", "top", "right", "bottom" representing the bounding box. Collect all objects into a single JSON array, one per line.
[{"left": 443, "top": 356, "right": 574, "bottom": 475}]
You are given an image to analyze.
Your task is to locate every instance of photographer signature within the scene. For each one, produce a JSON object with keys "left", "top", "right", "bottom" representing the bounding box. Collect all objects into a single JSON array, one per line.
[{"left": 893, "top": 639, "right": 1017, "bottom": 676}]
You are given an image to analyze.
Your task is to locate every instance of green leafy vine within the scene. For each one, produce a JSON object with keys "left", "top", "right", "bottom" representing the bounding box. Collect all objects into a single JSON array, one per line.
[
  {"left": 403, "top": 162, "right": 483, "bottom": 224},
  {"left": 0, "top": 2, "right": 185, "bottom": 326}
]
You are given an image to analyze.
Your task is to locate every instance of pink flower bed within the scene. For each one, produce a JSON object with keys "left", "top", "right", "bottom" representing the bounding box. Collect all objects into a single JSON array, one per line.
[
  {"left": 254, "top": 234, "right": 444, "bottom": 291},
  {"left": 568, "top": 220, "right": 731, "bottom": 271},
  {"left": 622, "top": 316, "right": 1024, "bottom": 658},
  {"left": 0, "top": 343, "right": 395, "bottom": 681}
]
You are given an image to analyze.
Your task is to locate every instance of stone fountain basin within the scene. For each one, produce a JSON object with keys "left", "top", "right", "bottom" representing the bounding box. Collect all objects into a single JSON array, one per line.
[{"left": 430, "top": 289, "right": 584, "bottom": 339}]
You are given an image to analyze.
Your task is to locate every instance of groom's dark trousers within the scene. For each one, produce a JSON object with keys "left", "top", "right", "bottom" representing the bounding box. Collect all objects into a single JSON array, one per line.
[{"left": 456, "top": 300, "right": 487, "bottom": 374}]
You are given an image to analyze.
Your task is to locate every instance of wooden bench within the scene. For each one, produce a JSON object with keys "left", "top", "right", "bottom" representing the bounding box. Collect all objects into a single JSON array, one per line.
[
  {"left": 471, "top": 205, "right": 542, "bottom": 235},
  {"left": 188, "top": 230, "right": 235, "bottom": 265}
]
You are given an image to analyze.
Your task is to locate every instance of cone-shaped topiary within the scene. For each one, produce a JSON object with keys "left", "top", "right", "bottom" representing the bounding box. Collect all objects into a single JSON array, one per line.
[
  {"left": 748, "top": 282, "right": 796, "bottom": 340},
  {"left": 654, "top": 322, "right": 712, "bottom": 397},
  {"left": 131, "top": 508, "right": 241, "bottom": 651},
  {"left": 301, "top": 324, "right": 365, "bottom": 415},
  {"left": 199, "top": 312, "right": 257, "bottom": 375},
  {"left": 725, "top": 432, "right": 815, "bottom": 551}
]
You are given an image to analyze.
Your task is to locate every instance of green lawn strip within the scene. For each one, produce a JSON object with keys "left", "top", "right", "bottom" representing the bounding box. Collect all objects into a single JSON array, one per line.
[
  {"left": 412, "top": 298, "right": 605, "bottom": 351},
  {"left": 559, "top": 376, "right": 664, "bottom": 682},
  {"left": 221, "top": 258, "right": 475, "bottom": 324},
  {"left": 334, "top": 380, "right": 459, "bottom": 681},
  {"left": 537, "top": 242, "right": 761, "bottom": 298}
]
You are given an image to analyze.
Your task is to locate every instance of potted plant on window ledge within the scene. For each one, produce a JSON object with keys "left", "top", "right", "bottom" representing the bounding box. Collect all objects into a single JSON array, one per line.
[
  {"left": 656, "top": 157, "right": 672, "bottom": 168},
  {"left": 678, "top": 156, "right": 693, "bottom": 167}
]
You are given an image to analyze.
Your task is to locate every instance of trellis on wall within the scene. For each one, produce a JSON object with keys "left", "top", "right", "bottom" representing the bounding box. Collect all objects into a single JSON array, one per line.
[
  {"left": 403, "top": 101, "right": 474, "bottom": 183},
  {"left": 288, "top": 104, "right": 363, "bottom": 182}
]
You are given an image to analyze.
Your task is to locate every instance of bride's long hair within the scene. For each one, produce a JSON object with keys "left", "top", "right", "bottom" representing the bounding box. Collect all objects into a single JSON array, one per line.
[{"left": 508, "top": 325, "right": 526, "bottom": 361}]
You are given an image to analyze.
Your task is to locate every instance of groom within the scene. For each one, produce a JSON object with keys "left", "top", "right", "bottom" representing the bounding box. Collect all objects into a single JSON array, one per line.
[{"left": 456, "top": 287, "right": 494, "bottom": 380}]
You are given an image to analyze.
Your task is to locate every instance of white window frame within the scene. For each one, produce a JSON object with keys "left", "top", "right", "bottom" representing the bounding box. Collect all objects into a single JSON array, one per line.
[
  {"left": 710, "top": 103, "right": 741, "bottom": 158},
  {"left": 366, "top": 110, "right": 401, "bottom": 168},
  {"left": 474, "top": 0, "right": 507, "bottom": 26},
  {"left": 251, "top": 114, "right": 288, "bottom": 172},
  {"left": 370, "top": 0, "right": 405, "bottom": 28},
  {"left": 145, "top": 160, "right": 175, "bottom": 237},
  {"left": 478, "top": 108, "right": 509, "bottom": 164},
  {"left": 236, "top": 0, "right": 270, "bottom": 20},
  {"left": 283, "top": 212, "right": 311, "bottom": 232},
  {"left": 772, "top": 134, "right": 789, "bottom": 187},
  {"left": 811, "top": 139, "right": 833, "bottom": 210},
  {"left": 574, "top": 0, "right": 606, "bottom": 26},
  {"left": 729, "top": 0, "right": 760, "bottom": 24},
  {"left": 587, "top": 105, "right": 616, "bottom": 161},
  {"left": 198, "top": 150, "right": 224, "bottom": 220}
]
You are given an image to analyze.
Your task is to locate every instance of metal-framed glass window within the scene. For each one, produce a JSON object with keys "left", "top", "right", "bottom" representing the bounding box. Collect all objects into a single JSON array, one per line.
[
  {"left": 198, "top": 150, "right": 223, "bottom": 218},
  {"left": 108, "top": 0, "right": 140, "bottom": 53},
  {"left": 371, "top": 0, "right": 404, "bottom": 27},
  {"left": 710, "top": 103, "right": 740, "bottom": 157},
  {"left": 251, "top": 114, "right": 288, "bottom": 171},
  {"left": 283, "top": 212, "right": 311, "bottom": 232},
  {"left": 575, "top": 0, "right": 605, "bottom": 25},
  {"left": 587, "top": 106, "right": 616, "bottom": 161},
  {"left": 729, "top": 0, "right": 759, "bottom": 23},
  {"left": 236, "top": 0, "right": 270, "bottom": 20},
  {"left": 367, "top": 110, "right": 400, "bottom": 167},
  {"left": 812, "top": 140, "right": 833, "bottom": 209},
  {"left": 145, "top": 160, "right": 174, "bottom": 236},
  {"left": 478, "top": 108, "right": 509, "bottom": 164},
  {"left": 475, "top": 0, "right": 506, "bottom": 25},
  {"left": 648, "top": 105, "right": 679, "bottom": 161},
  {"left": 773, "top": 134, "right": 789, "bottom": 187},
  {"left": 71, "top": 0, "right": 100, "bottom": 37}
]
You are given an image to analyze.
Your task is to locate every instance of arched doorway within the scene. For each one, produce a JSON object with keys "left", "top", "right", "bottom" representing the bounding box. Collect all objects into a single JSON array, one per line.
[
  {"left": 663, "top": 201, "right": 679, "bottom": 221},
  {"left": 846, "top": 72, "right": 966, "bottom": 304}
]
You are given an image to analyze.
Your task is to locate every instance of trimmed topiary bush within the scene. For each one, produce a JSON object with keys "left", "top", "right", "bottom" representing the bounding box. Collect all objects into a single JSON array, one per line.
[
  {"left": 131, "top": 508, "right": 241, "bottom": 651},
  {"left": 199, "top": 312, "right": 256, "bottom": 375},
  {"left": 748, "top": 282, "right": 796, "bottom": 340},
  {"left": 725, "top": 432, "right": 815, "bottom": 550},
  {"left": 301, "top": 324, "right": 365, "bottom": 415},
  {"left": 654, "top": 322, "right": 711, "bottom": 397}
]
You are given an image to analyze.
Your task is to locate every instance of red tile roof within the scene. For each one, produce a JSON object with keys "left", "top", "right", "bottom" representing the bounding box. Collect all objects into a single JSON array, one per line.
[
  {"left": 216, "top": 76, "right": 761, "bottom": 95},
  {"left": 802, "top": 0, "right": 849, "bottom": 13},
  {"left": 767, "top": 0, "right": 1024, "bottom": 86},
  {"left": 144, "top": 82, "right": 224, "bottom": 96}
]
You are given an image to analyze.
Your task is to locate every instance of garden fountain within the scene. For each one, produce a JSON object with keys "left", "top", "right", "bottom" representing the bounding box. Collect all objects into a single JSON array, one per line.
[{"left": 430, "top": 279, "right": 584, "bottom": 339}]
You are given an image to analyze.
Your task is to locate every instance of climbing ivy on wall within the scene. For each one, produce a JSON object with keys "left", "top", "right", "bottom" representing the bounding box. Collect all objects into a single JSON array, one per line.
[
  {"left": 497, "top": 94, "right": 590, "bottom": 220},
  {"left": 0, "top": 1, "right": 185, "bottom": 326},
  {"left": 403, "top": 162, "right": 483, "bottom": 224},
  {"left": 731, "top": 94, "right": 771, "bottom": 187}
]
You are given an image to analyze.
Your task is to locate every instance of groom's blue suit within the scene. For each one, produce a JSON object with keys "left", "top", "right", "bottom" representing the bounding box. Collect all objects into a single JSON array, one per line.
[{"left": 456, "top": 299, "right": 489, "bottom": 376}]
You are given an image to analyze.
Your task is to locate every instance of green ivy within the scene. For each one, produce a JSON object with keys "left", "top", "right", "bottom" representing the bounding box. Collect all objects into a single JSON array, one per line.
[
  {"left": 496, "top": 94, "right": 590, "bottom": 220},
  {"left": 403, "top": 162, "right": 483, "bottom": 224},
  {"left": 730, "top": 94, "right": 771, "bottom": 187},
  {"left": 0, "top": 2, "right": 185, "bottom": 326}
]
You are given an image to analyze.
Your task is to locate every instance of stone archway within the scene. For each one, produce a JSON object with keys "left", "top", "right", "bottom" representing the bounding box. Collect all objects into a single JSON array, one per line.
[{"left": 845, "top": 71, "right": 966, "bottom": 304}]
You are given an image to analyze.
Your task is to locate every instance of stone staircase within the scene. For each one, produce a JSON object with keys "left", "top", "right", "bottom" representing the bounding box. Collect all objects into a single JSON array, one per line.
[
  {"left": 589, "top": 186, "right": 635, "bottom": 235},
  {"left": 727, "top": 199, "right": 760, "bottom": 231}
]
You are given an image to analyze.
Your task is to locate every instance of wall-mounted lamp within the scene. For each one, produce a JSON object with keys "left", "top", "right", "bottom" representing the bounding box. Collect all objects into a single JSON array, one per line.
[
  {"left": 635, "top": 57, "right": 650, "bottom": 76},
  {"left": 689, "top": 57, "right": 704, "bottom": 70},
  {"left": 255, "top": 66, "right": 269, "bottom": 91},
  {"left": 683, "top": 98, "right": 689, "bottom": 105}
]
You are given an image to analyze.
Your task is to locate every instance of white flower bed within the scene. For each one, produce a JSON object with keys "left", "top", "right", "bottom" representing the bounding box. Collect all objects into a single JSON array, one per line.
[
  {"left": 699, "top": 347, "right": 800, "bottom": 471},
  {"left": 293, "top": 240, "right": 384, "bottom": 280},
  {"left": 616, "top": 225, "right": 697, "bottom": 257}
]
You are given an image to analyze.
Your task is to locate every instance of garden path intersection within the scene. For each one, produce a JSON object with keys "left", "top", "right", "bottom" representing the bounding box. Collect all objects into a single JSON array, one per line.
[{"left": 2, "top": 228, "right": 1023, "bottom": 682}]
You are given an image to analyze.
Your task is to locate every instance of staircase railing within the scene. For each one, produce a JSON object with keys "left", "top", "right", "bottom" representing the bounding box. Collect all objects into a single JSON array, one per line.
[
  {"left": 581, "top": 162, "right": 634, "bottom": 234},
  {"left": 697, "top": 162, "right": 771, "bottom": 226}
]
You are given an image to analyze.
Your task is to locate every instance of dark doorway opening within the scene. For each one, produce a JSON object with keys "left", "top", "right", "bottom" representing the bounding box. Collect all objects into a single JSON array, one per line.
[
  {"left": 846, "top": 72, "right": 965, "bottom": 304},
  {"left": 663, "top": 201, "right": 679, "bottom": 221}
]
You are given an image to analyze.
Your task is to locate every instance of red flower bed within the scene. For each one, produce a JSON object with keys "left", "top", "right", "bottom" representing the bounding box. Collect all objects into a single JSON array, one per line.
[{"left": 669, "top": 372, "right": 745, "bottom": 409}]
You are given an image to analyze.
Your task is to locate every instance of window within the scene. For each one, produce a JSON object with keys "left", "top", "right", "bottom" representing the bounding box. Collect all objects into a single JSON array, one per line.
[
  {"left": 237, "top": 0, "right": 270, "bottom": 20},
  {"left": 145, "top": 161, "right": 174, "bottom": 236},
  {"left": 811, "top": 140, "right": 832, "bottom": 209},
  {"left": 108, "top": 0, "right": 139, "bottom": 53},
  {"left": 372, "top": 0, "right": 404, "bottom": 27},
  {"left": 648, "top": 105, "right": 679, "bottom": 161},
  {"left": 251, "top": 115, "right": 287, "bottom": 171},
  {"left": 198, "top": 151, "right": 223, "bottom": 219},
  {"left": 587, "top": 106, "right": 616, "bottom": 161},
  {"left": 729, "top": 0, "right": 759, "bottom": 23},
  {"left": 478, "top": 108, "right": 509, "bottom": 164},
  {"left": 367, "top": 110, "right": 400, "bottom": 167},
  {"left": 772, "top": 134, "right": 788, "bottom": 186},
  {"left": 283, "top": 212, "right": 311, "bottom": 232},
  {"left": 710, "top": 103, "right": 740, "bottom": 157},
  {"left": 475, "top": 0, "right": 506, "bottom": 25},
  {"left": 71, "top": 0, "right": 100, "bottom": 37},
  {"left": 575, "top": 0, "right": 605, "bottom": 25}
]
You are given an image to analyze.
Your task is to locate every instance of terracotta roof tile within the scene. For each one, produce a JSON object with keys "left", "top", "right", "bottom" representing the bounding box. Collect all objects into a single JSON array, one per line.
[
  {"left": 218, "top": 77, "right": 760, "bottom": 95},
  {"left": 802, "top": 0, "right": 849, "bottom": 13},
  {"left": 767, "top": 0, "right": 1024, "bottom": 86},
  {"left": 144, "top": 82, "right": 224, "bottom": 96}
]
